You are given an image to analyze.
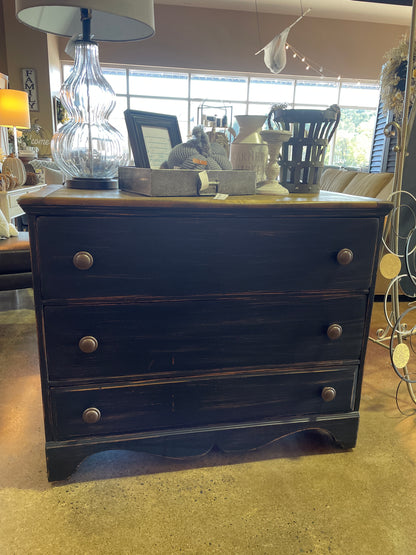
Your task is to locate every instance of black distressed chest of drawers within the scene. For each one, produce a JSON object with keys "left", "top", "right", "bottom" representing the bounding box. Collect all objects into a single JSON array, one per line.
[{"left": 19, "top": 186, "right": 391, "bottom": 481}]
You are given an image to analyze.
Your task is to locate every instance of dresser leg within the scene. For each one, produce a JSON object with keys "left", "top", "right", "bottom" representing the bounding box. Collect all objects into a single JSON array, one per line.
[
  {"left": 320, "top": 414, "right": 359, "bottom": 449},
  {"left": 46, "top": 446, "right": 88, "bottom": 482}
]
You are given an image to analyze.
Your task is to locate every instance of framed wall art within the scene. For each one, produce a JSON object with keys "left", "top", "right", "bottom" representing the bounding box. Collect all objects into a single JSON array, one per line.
[
  {"left": 124, "top": 109, "right": 182, "bottom": 168},
  {"left": 0, "top": 72, "right": 8, "bottom": 155}
]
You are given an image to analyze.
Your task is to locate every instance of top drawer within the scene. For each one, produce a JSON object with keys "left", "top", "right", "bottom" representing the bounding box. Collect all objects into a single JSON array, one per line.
[{"left": 36, "top": 215, "right": 379, "bottom": 299}]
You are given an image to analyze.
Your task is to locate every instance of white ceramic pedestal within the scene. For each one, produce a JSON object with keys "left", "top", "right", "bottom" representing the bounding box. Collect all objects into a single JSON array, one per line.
[{"left": 256, "top": 129, "right": 292, "bottom": 195}]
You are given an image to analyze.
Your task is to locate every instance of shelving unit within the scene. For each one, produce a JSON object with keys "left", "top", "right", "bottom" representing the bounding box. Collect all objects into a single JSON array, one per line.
[
  {"left": 197, "top": 102, "right": 233, "bottom": 132},
  {"left": 197, "top": 102, "right": 235, "bottom": 154}
]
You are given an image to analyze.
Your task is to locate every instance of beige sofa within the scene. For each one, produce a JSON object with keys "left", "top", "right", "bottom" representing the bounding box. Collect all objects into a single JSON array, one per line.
[
  {"left": 320, "top": 168, "right": 394, "bottom": 201},
  {"left": 30, "top": 159, "right": 65, "bottom": 185},
  {"left": 320, "top": 168, "right": 394, "bottom": 296}
]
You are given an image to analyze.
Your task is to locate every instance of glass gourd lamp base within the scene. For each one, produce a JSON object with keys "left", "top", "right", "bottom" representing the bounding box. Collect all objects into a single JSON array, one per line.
[{"left": 52, "top": 40, "right": 128, "bottom": 190}]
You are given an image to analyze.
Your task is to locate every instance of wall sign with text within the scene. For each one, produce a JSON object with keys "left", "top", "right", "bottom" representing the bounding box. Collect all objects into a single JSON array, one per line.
[{"left": 22, "top": 68, "right": 39, "bottom": 111}]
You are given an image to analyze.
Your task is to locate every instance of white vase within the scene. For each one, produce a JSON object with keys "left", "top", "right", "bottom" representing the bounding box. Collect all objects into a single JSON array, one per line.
[
  {"left": 230, "top": 115, "right": 268, "bottom": 183},
  {"left": 233, "top": 115, "right": 267, "bottom": 144}
]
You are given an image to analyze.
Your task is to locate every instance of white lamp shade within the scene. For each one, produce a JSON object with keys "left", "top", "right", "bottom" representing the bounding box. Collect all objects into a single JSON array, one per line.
[
  {"left": 15, "top": 0, "right": 155, "bottom": 42},
  {"left": 0, "top": 89, "right": 30, "bottom": 129}
]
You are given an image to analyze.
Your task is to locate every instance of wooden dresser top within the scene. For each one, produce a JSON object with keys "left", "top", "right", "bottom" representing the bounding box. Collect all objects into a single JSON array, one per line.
[{"left": 18, "top": 184, "right": 392, "bottom": 217}]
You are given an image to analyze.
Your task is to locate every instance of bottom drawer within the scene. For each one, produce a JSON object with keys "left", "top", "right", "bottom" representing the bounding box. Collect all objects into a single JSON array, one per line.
[{"left": 50, "top": 367, "right": 357, "bottom": 440}]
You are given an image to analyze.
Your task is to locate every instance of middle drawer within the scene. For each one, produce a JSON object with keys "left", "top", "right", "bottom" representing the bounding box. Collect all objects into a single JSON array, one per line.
[{"left": 43, "top": 295, "right": 367, "bottom": 381}]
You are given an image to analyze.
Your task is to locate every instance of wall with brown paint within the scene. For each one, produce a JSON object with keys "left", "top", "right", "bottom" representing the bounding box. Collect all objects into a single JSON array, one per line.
[
  {"left": 59, "top": 5, "right": 408, "bottom": 81},
  {"left": 0, "top": 2, "right": 409, "bottom": 135},
  {"left": 0, "top": 0, "right": 58, "bottom": 135}
]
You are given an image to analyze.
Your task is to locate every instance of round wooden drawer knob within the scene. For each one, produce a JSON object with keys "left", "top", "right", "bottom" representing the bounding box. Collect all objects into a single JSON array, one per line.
[
  {"left": 82, "top": 407, "right": 101, "bottom": 424},
  {"left": 327, "top": 323, "right": 343, "bottom": 340},
  {"left": 73, "top": 251, "right": 94, "bottom": 270},
  {"left": 321, "top": 386, "right": 337, "bottom": 402},
  {"left": 79, "top": 335, "right": 98, "bottom": 354},
  {"left": 337, "top": 248, "right": 354, "bottom": 266}
]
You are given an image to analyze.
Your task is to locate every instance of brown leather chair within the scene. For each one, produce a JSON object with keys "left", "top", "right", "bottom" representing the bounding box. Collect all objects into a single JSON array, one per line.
[{"left": 0, "top": 232, "right": 32, "bottom": 290}]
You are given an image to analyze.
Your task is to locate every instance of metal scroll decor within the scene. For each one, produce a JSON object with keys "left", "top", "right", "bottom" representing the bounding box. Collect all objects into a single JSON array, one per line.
[
  {"left": 370, "top": 0, "right": 416, "bottom": 408},
  {"left": 370, "top": 121, "right": 416, "bottom": 404}
]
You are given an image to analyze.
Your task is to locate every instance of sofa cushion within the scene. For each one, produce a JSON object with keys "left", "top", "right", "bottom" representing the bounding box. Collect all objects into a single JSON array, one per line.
[
  {"left": 44, "top": 167, "right": 64, "bottom": 185},
  {"left": 342, "top": 172, "right": 393, "bottom": 198},
  {"left": 0, "top": 208, "right": 18, "bottom": 238},
  {"left": 376, "top": 178, "right": 394, "bottom": 200},
  {"left": 31, "top": 159, "right": 65, "bottom": 185},
  {"left": 320, "top": 169, "right": 358, "bottom": 192},
  {"left": 0, "top": 232, "right": 31, "bottom": 273}
]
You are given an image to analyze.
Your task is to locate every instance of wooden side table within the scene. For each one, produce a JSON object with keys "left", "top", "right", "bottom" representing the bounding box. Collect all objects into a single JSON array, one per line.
[{"left": 0, "top": 184, "right": 45, "bottom": 222}]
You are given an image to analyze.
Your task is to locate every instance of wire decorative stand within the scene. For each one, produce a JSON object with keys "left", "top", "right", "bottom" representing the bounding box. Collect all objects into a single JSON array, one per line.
[
  {"left": 369, "top": 180, "right": 416, "bottom": 404},
  {"left": 369, "top": 0, "right": 416, "bottom": 406}
]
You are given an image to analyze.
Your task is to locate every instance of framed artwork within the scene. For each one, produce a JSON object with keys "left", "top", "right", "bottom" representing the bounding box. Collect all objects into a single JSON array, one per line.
[
  {"left": 124, "top": 109, "right": 182, "bottom": 168},
  {"left": 22, "top": 68, "right": 39, "bottom": 111},
  {"left": 0, "top": 72, "right": 8, "bottom": 155}
]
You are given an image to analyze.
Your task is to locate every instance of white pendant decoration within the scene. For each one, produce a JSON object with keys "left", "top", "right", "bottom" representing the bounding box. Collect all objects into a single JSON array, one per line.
[{"left": 255, "top": 8, "right": 311, "bottom": 74}]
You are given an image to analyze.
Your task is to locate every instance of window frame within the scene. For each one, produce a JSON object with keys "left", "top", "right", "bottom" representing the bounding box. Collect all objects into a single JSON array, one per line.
[{"left": 61, "top": 63, "right": 379, "bottom": 169}]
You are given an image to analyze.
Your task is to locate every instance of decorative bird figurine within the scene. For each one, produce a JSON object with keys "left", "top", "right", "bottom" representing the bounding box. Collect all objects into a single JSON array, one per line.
[{"left": 255, "top": 8, "right": 311, "bottom": 74}]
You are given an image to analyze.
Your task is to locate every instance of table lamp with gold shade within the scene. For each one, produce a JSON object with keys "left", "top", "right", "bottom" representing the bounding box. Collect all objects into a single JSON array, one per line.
[
  {"left": 15, "top": 0, "right": 155, "bottom": 190},
  {"left": 0, "top": 89, "right": 30, "bottom": 158}
]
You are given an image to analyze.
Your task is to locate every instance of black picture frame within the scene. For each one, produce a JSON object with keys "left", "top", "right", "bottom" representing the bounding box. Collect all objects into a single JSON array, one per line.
[{"left": 124, "top": 109, "right": 182, "bottom": 168}]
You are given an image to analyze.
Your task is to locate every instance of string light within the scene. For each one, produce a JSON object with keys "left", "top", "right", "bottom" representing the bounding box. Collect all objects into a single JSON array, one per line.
[
  {"left": 285, "top": 43, "right": 351, "bottom": 83},
  {"left": 283, "top": 45, "right": 365, "bottom": 88},
  {"left": 254, "top": 0, "right": 348, "bottom": 82},
  {"left": 286, "top": 42, "right": 325, "bottom": 76}
]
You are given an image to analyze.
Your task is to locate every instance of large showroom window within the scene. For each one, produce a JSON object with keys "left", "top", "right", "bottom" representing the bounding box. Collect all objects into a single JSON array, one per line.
[{"left": 62, "top": 64, "right": 379, "bottom": 169}]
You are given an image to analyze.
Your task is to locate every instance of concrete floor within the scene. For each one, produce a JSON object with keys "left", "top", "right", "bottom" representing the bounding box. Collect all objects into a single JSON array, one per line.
[{"left": 1, "top": 289, "right": 416, "bottom": 554}]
